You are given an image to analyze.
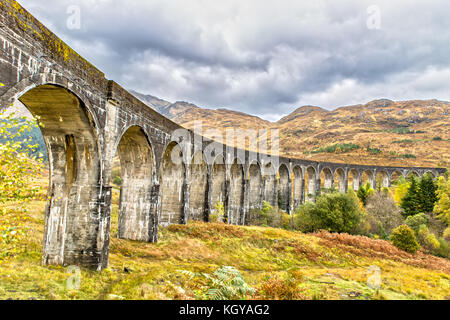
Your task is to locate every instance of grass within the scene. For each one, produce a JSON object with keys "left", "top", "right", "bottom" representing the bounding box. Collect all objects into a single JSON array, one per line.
[{"left": 0, "top": 187, "right": 449, "bottom": 300}]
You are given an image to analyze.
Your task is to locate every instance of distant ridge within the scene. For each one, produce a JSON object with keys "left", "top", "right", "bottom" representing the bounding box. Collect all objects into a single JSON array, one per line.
[{"left": 130, "top": 90, "right": 449, "bottom": 168}]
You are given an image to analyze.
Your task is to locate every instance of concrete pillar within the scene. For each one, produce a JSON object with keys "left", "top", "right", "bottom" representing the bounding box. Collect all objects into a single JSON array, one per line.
[
  {"left": 242, "top": 178, "right": 250, "bottom": 225},
  {"left": 182, "top": 181, "right": 190, "bottom": 224},
  {"left": 300, "top": 178, "right": 306, "bottom": 204},
  {"left": 206, "top": 174, "right": 213, "bottom": 222},
  {"left": 342, "top": 174, "right": 349, "bottom": 194}
]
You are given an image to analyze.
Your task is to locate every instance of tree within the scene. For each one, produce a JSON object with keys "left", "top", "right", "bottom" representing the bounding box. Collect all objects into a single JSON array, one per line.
[
  {"left": 434, "top": 175, "right": 450, "bottom": 226},
  {"left": 418, "top": 174, "right": 437, "bottom": 213},
  {"left": 400, "top": 176, "right": 420, "bottom": 217},
  {"left": 294, "top": 191, "right": 364, "bottom": 234},
  {"left": 390, "top": 225, "right": 420, "bottom": 254},
  {"left": 0, "top": 107, "right": 44, "bottom": 261},
  {"left": 366, "top": 191, "right": 403, "bottom": 238},
  {"left": 357, "top": 182, "right": 374, "bottom": 206}
]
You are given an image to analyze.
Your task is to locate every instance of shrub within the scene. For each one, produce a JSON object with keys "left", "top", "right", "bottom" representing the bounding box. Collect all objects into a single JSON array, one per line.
[
  {"left": 210, "top": 202, "right": 225, "bottom": 223},
  {"left": 390, "top": 225, "right": 420, "bottom": 254},
  {"left": 179, "top": 266, "right": 255, "bottom": 300},
  {"left": 246, "top": 201, "right": 282, "bottom": 228},
  {"left": 434, "top": 176, "right": 450, "bottom": 226},
  {"left": 417, "top": 225, "right": 440, "bottom": 252},
  {"left": 357, "top": 182, "right": 374, "bottom": 206},
  {"left": 444, "top": 227, "right": 450, "bottom": 242},
  {"left": 0, "top": 109, "right": 44, "bottom": 262},
  {"left": 294, "top": 191, "right": 364, "bottom": 234},
  {"left": 405, "top": 213, "right": 429, "bottom": 233},
  {"left": 366, "top": 192, "right": 404, "bottom": 238},
  {"left": 434, "top": 238, "right": 450, "bottom": 259}
]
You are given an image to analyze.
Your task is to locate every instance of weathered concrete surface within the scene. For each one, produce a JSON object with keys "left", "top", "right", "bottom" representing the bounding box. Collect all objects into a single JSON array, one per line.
[
  {"left": 248, "top": 163, "right": 262, "bottom": 210},
  {"left": 278, "top": 164, "right": 290, "bottom": 213},
  {"left": 189, "top": 151, "right": 208, "bottom": 221},
  {"left": 228, "top": 160, "right": 244, "bottom": 225},
  {"left": 0, "top": 0, "right": 446, "bottom": 270},
  {"left": 116, "top": 126, "right": 155, "bottom": 242}
]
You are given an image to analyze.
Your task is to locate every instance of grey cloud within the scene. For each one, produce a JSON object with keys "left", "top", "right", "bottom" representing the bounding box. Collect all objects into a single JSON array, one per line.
[{"left": 18, "top": 0, "right": 450, "bottom": 120}]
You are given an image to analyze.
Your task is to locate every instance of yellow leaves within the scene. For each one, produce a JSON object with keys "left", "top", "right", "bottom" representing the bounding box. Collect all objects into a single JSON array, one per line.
[
  {"left": 0, "top": 106, "right": 43, "bottom": 262},
  {"left": 434, "top": 176, "right": 450, "bottom": 225}
]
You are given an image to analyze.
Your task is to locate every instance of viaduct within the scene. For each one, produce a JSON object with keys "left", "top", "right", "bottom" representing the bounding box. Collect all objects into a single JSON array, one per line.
[{"left": 0, "top": 1, "right": 446, "bottom": 270}]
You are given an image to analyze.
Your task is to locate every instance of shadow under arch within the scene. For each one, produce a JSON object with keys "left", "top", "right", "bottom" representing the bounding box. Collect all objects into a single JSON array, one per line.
[
  {"left": 262, "top": 162, "right": 276, "bottom": 206},
  {"left": 292, "top": 166, "right": 303, "bottom": 209},
  {"left": 113, "top": 125, "right": 156, "bottom": 242},
  {"left": 228, "top": 158, "right": 245, "bottom": 225},
  {"left": 210, "top": 154, "right": 226, "bottom": 220},
  {"left": 334, "top": 168, "right": 347, "bottom": 193},
  {"left": 13, "top": 83, "right": 104, "bottom": 268},
  {"left": 277, "top": 164, "right": 290, "bottom": 212},
  {"left": 190, "top": 150, "right": 208, "bottom": 222},
  {"left": 248, "top": 161, "right": 262, "bottom": 211},
  {"left": 320, "top": 167, "right": 333, "bottom": 190},
  {"left": 305, "top": 166, "right": 318, "bottom": 202},
  {"left": 159, "top": 141, "right": 186, "bottom": 226}
]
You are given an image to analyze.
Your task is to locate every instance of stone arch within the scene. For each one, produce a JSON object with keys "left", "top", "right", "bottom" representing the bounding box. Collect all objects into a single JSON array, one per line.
[
  {"left": 248, "top": 161, "right": 262, "bottom": 210},
  {"left": 334, "top": 168, "right": 347, "bottom": 193},
  {"left": 159, "top": 141, "right": 185, "bottom": 226},
  {"left": 262, "top": 162, "right": 276, "bottom": 206},
  {"left": 189, "top": 151, "right": 208, "bottom": 222},
  {"left": 320, "top": 167, "right": 333, "bottom": 190},
  {"left": 376, "top": 170, "right": 390, "bottom": 189},
  {"left": 348, "top": 169, "right": 360, "bottom": 191},
  {"left": 423, "top": 170, "right": 436, "bottom": 179},
  {"left": 11, "top": 83, "right": 104, "bottom": 268},
  {"left": 390, "top": 170, "right": 405, "bottom": 184},
  {"left": 228, "top": 159, "right": 244, "bottom": 225},
  {"left": 406, "top": 170, "right": 420, "bottom": 179},
  {"left": 210, "top": 155, "right": 226, "bottom": 219},
  {"left": 305, "top": 166, "right": 318, "bottom": 202},
  {"left": 277, "top": 164, "right": 290, "bottom": 212},
  {"left": 114, "top": 125, "right": 156, "bottom": 242},
  {"left": 292, "top": 166, "right": 303, "bottom": 209},
  {"left": 361, "top": 170, "right": 376, "bottom": 189}
]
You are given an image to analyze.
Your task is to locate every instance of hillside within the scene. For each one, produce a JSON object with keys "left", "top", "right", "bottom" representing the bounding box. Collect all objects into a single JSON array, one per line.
[
  {"left": 0, "top": 182, "right": 449, "bottom": 300},
  {"left": 132, "top": 92, "right": 450, "bottom": 168}
]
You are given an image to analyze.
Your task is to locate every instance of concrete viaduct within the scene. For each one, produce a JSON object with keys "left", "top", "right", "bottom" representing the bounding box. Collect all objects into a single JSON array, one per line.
[{"left": 0, "top": 1, "right": 446, "bottom": 270}]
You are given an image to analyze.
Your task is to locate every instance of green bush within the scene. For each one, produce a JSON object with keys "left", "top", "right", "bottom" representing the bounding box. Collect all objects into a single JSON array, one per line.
[
  {"left": 294, "top": 191, "right": 364, "bottom": 234},
  {"left": 357, "top": 182, "right": 374, "bottom": 206},
  {"left": 310, "top": 143, "right": 360, "bottom": 154},
  {"left": 246, "top": 201, "right": 282, "bottom": 228},
  {"left": 417, "top": 225, "right": 440, "bottom": 252},
  {"left": 434, "top": 238, "right": 450, "bottom": 259},
  {"left": 210, "top": 202, "right": 225, "bottom": 223},
  {"left": 405, "top": 213, "right": 429, "bottom": 233},
  {"left": 390, "top": 225, "right": 420, "bottom": 254},
  {"left": 444, "top": 227, "right": 450, "bottom": 242},
  {"left": 179, "top": 266, "right": 255, "bottom": 300}
]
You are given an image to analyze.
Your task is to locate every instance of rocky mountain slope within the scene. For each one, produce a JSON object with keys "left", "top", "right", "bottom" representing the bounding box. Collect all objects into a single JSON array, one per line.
[{"left": 133, "top": 92, "right": 450, "bottom": 168}]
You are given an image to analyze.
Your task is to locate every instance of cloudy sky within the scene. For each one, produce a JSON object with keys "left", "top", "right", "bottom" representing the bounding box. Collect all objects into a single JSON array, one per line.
[{"left": 18, "top": 0, "right": 450, "bottom": 121}]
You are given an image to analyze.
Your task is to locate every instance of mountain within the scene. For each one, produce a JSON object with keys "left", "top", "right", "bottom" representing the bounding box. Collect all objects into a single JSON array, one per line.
[{"left": 130, "top": 91, "right": 450, "bottom": 168}]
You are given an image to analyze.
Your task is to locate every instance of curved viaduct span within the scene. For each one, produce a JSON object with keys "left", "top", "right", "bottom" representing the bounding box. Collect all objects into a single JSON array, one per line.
[{"left": 0, "top": 1, "right": 446, "bottom": 270}]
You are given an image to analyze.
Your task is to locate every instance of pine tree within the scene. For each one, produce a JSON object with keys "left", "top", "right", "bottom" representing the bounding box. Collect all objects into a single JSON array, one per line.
[
  {"left": 418, "top": 175, "right": 437, "bottom": 213},
  {"left": 400, "top": 176, "right": 420, "bottom": 217},
  {"left": 357, "top": 182, "right": 374, "bottom": 206}
]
